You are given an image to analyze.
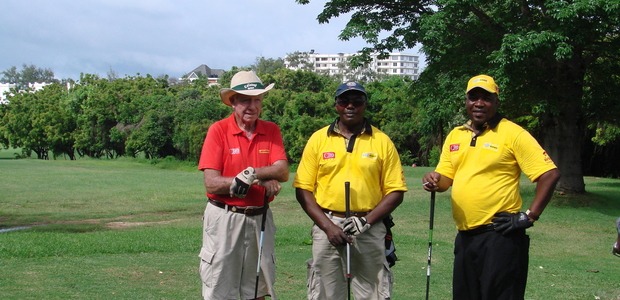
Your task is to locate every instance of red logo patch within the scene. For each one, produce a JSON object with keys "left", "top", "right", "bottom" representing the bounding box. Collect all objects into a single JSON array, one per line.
[
  {"left": 450, "top": 144, "right": 460, "bottom": 152},
  {"left": 323, "top": 152, "right": 336, "bottom": 159}
]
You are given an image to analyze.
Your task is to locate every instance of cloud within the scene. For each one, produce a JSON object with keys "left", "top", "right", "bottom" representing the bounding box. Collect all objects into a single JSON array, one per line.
[{"left": 0, "top": 0, "right": 418, "bottom": 80}]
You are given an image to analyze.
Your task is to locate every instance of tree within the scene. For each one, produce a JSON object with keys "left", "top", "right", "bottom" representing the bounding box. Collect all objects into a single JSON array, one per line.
[
  {"left": 364, "top": 76, "right": 419, "bottom": 165},
  {"left": 1, "top": 66, "right": 20, "bottom": 83},
  {"left": 284, "top": 51, "right": 315, "bottom": 71},
  {"left": 1, "top": 64, "right": 56, "bottom": 89},
  {"left": 252, "top": 56, "right": 286, "bottom": 75},
  {"left": 297, "top": 0, "right": 620, "bottom": 193},
  {"left": 0, "top": 83, "right": 72, "bottom": 159}
]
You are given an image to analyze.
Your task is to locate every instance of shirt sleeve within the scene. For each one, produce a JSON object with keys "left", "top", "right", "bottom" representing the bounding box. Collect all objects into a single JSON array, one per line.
[
  {"left": 435, "top": 129, "right": 457, "bottom": 180},
  {"left": 293, "top": 132, "right": 320, "bottom": 192},
  {"left": 381, "top": 138, "right": 408, "bottom": 195},
  {"left": 198, "top": 122, "right": 224, "bottom": 171},
  {"left": 513, "top": 130, "right": 557, "bottom": 182}
]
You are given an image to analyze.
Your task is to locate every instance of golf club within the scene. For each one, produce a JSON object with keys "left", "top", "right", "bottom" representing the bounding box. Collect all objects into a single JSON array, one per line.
[
  {"left": 425, "top": 191, "right": 436, "bottom": 300},
  {"left": 254, "top": 194, "right": 269, "bottom": 299},
  {"left": 345, "top": 181, "right": 352, "bottom": 300}
]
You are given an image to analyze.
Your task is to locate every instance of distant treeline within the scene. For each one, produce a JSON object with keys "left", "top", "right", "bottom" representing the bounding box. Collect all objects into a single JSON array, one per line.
[{"left": 1, "top": 68, "right": 618, "bottom": 177}]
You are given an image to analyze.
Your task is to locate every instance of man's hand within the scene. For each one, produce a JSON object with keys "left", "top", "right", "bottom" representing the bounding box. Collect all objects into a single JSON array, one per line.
[
  {"left": 492, "top": 212, "right": 533, "bottom": 235},
  {"left": 229, "top": 167, "right": 257, "bottom": 198},
  {"left": 343, "top": 216, "right": 371, "bottom": 236}
]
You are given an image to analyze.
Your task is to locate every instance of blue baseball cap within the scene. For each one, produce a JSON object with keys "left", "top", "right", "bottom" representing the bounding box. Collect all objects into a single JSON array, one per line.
[{"left": 334, "top": 81, "right": 367, "bottom": 99}]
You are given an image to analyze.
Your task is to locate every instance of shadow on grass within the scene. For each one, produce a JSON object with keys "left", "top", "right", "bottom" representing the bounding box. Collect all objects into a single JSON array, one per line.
[
  {"left": 552, "top": 190, "right": 620, "bottom": 218},
  {"left": 28, "top": 223, "right": 107, "bottom": 233}
]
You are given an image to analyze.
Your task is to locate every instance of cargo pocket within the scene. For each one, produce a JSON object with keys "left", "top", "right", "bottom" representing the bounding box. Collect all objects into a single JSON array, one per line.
[
  {"left": 306, "top": 258, "right": 322, "bottom": 300},
  {"left": 199, "top": 248, "right": 215, "bottom": 288},
  {"left": 379, "top": 261, "right": 393, "bottom": 299}
]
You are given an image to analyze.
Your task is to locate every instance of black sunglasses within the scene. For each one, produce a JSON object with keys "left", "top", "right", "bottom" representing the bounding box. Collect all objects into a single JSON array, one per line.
[{"left": 336, "top": 97, "right": 367, "bottom": 107}]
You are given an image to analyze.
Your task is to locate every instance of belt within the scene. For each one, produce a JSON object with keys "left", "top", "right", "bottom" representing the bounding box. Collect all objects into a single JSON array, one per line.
[
  {"left": 322, "top": 209, "right": 369, "bottom": 218},
  {"left": 459, "top": 224, "right": 495, "bottom": 236},
  {"left": 208, "top": 199, "right": 268, "bottom": 216}
]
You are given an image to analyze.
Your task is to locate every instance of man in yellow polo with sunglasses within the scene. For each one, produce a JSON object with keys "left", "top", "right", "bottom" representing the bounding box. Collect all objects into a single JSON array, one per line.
[{"left": 294, "top": 81, "right": 407, "bottom": 300}]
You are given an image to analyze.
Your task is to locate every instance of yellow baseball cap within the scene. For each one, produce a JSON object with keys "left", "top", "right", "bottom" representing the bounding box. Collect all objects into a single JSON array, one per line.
[{"left": 466, "top": 74, "right": 499, "bottom": 95}]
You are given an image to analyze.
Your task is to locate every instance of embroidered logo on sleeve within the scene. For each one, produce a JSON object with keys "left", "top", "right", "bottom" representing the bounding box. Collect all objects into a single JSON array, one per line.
[
  {"left": 542, "top": 151, "right": 553, "bottom": 163},
  {"left": 259, "top": 149, "right": 270, "bottom": 154},
  {"left": 230, "top": 148, "right": 240, "bottom": 155},
  {"left": 450, "top": 144, "right": 460, "bottom": 152},
  {"left": 323, "top": 152, "right": 336, "bottom": 159}
]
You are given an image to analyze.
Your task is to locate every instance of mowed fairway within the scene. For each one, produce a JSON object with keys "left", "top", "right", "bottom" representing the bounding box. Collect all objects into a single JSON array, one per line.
[{"left": 1, "top": 156, "right": 619, "bottom": 299}]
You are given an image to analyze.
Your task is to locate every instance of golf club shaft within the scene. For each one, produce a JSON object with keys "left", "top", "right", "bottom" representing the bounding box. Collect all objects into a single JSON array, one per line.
[
  {"left": 425, "top": 191, "right": 436, "bottom": 300},
  {"left": 345, "top": 181, "right": 351, "bottom": 300},
  {"left": 254, "top": 194, "right": 269, "bottom": 299}
]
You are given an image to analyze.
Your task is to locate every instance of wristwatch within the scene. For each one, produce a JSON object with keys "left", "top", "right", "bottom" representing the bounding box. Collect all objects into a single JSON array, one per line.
[{"left": 525, "top": 209, "right": 539, "bottom": 221}]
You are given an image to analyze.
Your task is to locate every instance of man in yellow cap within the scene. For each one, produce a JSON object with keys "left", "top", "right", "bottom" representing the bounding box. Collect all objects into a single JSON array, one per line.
[{"left": 422, "top": 74, "right": 560, "bottom": 299}]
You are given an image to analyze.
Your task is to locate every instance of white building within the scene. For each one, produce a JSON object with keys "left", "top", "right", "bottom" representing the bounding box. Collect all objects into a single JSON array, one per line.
[
  {"left": 285, "top": 52, "right": 421, "bottom": 82},
  {"left": 0, "top": 82, "right": 51, "bottom": 104},
  {"left": 0, "top": 83, "right": 16, "bottom": 104}
]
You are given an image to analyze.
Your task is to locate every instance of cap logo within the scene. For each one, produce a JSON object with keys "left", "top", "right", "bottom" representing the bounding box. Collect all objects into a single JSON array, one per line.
[
  {"left": 232, "top": 82, "right": 265, "bottom": 91},
  {"left": 346, "top": 82, "right": 357, "bottom": 87}
]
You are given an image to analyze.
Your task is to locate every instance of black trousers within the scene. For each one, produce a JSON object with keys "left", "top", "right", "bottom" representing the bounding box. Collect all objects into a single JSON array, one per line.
[{"left": 453, "top": 228, "right": 530, "bottom": 300}]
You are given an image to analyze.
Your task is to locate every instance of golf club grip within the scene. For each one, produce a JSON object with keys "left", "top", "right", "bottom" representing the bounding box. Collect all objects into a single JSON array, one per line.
[
  {"left": 344, "top": 181, "right": 352, "bottom": 300},
  {"left": 429, "top": 191, "right": 436, "bottom": 230},
  {"left": 345, "top": 181, "right": 351, "bottom": 218},
  {"left": 259, "top": 193, "right": 268, "bottom": 231}
]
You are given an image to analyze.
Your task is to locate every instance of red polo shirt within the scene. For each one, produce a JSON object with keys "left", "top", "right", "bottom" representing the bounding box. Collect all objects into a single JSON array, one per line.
[{"left": 198, "top": 114, "right": 287, "bottom": 206}]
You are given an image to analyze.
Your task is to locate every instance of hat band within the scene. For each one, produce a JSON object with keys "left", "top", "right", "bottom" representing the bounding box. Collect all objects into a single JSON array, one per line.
[{"left": 231, "top": 82, "right": 266, "bottom": 91}]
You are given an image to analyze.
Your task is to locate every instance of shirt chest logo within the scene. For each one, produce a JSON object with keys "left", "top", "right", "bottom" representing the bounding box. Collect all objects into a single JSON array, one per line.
[
  {"left": 362, "top": 152, "right": 377, "bottom": 159},
  {"left": 482, "top": 143, "right": 499, "bottom": 151},
  {"left": 323, "top": 152, "right": 336, "bottom": 159},
  {"left": 230, "top": 148, "right": 240, "bottom": 155},
  {"left": 450, "top": 144, "right": 460, "bottom": 152}
]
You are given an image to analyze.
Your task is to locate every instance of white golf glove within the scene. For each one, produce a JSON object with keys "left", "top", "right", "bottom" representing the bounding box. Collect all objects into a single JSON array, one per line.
[
  {"left": 343, "top": 216, "right": 371, "bottom": 236},
  {"left": 230, "top": 167, "right": 257, "bottom": 198}
]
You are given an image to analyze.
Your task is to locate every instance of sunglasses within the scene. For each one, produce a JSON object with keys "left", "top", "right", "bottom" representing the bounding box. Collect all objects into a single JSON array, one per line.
[{"left": 336, "top": 97, "right": 367, "bottom": 107}]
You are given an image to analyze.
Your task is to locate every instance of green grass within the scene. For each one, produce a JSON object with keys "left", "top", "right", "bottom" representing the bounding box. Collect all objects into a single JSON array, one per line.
[{"left": 0, "top": 155, "right": 619, "bottom": 299}]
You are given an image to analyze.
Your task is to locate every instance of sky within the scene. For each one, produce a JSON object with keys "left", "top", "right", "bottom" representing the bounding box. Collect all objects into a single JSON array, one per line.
[{"left": 0, "top": 0, "right": 423, "bottom": 81}]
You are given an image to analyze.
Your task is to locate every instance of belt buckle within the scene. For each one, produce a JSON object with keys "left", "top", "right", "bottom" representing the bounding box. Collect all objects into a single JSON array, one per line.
[{"left": 230, "top": 206, "right": 252, "bottom": 214}]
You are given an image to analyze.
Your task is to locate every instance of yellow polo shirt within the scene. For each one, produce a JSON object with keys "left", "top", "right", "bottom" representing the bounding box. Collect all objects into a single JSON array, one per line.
[
  {"left": 294, "top": 120, "right": 407, "bottom": 212},
  {"left": 436, "top": 118, "right": 557, "bottom": 230}
]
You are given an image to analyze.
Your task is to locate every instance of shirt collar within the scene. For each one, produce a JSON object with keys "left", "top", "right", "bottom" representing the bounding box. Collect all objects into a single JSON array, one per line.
[
  {"left": 463, "top": 113, "right": 504, "bottom": 132},
  {"left": 227, "top": 113, "right": 265, "bottom": 136},
  {"left": 327, "top": 117, "right": 373, "bottom": 136}
]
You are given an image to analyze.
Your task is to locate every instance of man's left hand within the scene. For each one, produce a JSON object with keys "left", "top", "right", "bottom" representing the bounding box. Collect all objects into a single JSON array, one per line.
[
  {"left": 230, "top": 167, "right": 257, "bottom": 198},
  {"left": 343, "top": 216, "right": 371, "bottom": 236},
  {"left": 492, "top": 212, "right": 533, "bottom": 235}
]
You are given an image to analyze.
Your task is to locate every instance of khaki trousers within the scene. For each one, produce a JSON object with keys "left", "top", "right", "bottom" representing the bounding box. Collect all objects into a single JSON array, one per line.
[
  {"left": 199, "top": 203, "right": 276, "bottom": 299},
  {"left": 307, "top": 213, "right": 392, "bottom": 300}
]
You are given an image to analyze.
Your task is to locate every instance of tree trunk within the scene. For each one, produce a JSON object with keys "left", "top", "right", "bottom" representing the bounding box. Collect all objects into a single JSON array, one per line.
[
  {"left": 540, "top": 60, "right": 587, "bottom": 194},
  {"left": 541, "top": 114, "right": 585, "bottom": 194}
]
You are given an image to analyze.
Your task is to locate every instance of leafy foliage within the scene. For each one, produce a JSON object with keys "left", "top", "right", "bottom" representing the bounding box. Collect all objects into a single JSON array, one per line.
[{"left": 296, "top": 0, "right": 620, "bottom": 190}]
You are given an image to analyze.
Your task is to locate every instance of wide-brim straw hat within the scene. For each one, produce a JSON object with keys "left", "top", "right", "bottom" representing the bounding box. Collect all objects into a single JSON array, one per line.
[{"left": 220, "top": 71, "right": 275, "bottom": 106}]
